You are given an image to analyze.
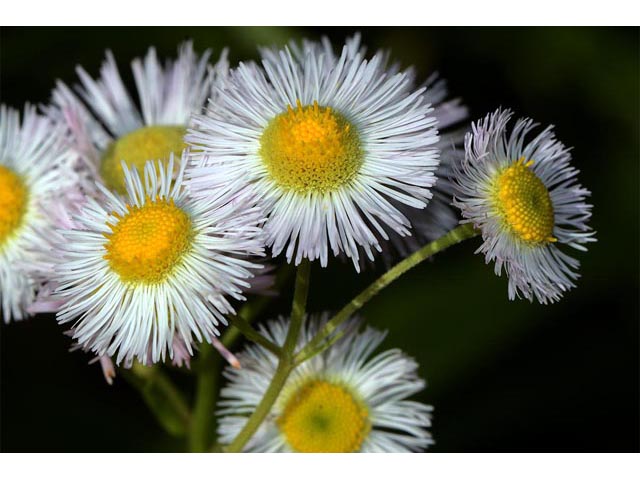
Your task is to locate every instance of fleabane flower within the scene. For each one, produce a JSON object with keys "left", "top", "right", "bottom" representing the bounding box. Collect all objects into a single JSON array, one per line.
[
  {"left": 51, "top": 152, "right": 264, "bottom": 366},
  {"left": 453, "top": 108, "right": 595, "bottom": 303},
  {"left": 217, "top": 315, "right": 433, "bottom": 452},
  {"left": 187, "top": 34, "right": 439, "bottom": 271},
  {"left": 47, "top": 41, "right": 228, "bottom": 194},
  {"left": 0, "top": 104, "right": 78, "bottom": 322}
]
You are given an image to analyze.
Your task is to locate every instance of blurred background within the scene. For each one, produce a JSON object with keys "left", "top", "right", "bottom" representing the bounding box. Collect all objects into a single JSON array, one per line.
[{"left": 1, "top": 27, "right": 638, "bottom": 452}]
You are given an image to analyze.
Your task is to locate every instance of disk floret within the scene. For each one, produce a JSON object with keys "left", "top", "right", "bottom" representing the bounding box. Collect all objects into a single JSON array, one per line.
[
  {"left": 278, "top": 379, "right": 370, "bottom": 453},
  {"left": 104, "top": 195, "right": 193, "bottom": 284},
  {"left": 100, "top": 126, "right": 186, "bottom": 193},
  {"left": 260, "top": 100, "right": 363, "bottom": 194},
  {"left": 0, "top": 165, "right": 28, "bottom": 247},
  {"left": 493, "top": 157, "right": 556, "bottom": 244}
]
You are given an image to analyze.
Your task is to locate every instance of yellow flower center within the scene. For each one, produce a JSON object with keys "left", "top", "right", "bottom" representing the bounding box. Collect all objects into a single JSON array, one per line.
[
  {"left": 0, "top": 165, "right": 28, "bottom": 247},
  {"left": 100, "top": 126, "right": 186, "bottom": 193},
  {"left": 259, "top": 100, "right": 363, "bottom": 194},
  {"left": 493, "top": 157, "right": 556, "bottom": 244},
  {"left": 278, "top": 380, "right": 370, "bottom": 453},
  {"left": 103, "top": 197, "right": 193, "bottom": 284}
]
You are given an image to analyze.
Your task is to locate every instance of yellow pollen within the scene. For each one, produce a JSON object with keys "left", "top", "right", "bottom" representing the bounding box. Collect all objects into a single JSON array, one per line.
[
  {"left": 103, "top": 197, "right": 193, "bottom": 284},
  {"left": 100, "top": 125, "right": 186, "bottom": 193},
  {"left": 0, "top": 165, "right": 28, "bottom": 247},
  {"left": 259, "top": 100, "right": 363, "bottom": 194},
  {"left": 278, "top": 380, "right": 370, "bottom": 453},
  {"left": 493, "top": 157, "right": 556, "bottom": 244}
]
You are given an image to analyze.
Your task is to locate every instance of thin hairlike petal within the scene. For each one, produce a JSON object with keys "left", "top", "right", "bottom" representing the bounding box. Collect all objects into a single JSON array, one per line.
[
  {"left": 44, "top": 41, "right": 227, "bottom": 188},
  {"left": 48, "top": 151, "right": 265, "bottom": 366},
  {"left": 217, "top": 315, "right": 433, "bottom": 452},
  {"left": 452, "top": 108, "right": 595, "bottom": 303},
  {"left": 186, "top": 35, "right": 439, "bottom": 271},
  {"left": 371, "top": 74, "right": 469, "bottom": 268},
  {"left": 0, "top": 104, "right": 80, "bottom": 322}
]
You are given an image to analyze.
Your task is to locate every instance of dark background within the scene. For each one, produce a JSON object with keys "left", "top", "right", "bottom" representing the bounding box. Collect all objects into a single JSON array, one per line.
[{"left": 1, "top": 27, "right": 638, "bottom": 452}]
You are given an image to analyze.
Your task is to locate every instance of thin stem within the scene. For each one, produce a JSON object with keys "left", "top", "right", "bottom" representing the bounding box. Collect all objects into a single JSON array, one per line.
[
  {"left": 224, "top": 359, "right": 293, "bottom": 453},
  {"left": 225, "top": 260, "right": 311, "bottom": 453},
  {"left": 151, "top": 369, "right": 192, "bottom": 424},
  {"left": 188, "top": 343, "right": 220, "bottom": 452},
  {"left": 230, "top": 313, "right": 282, "bottom": 356},
  {"left": 190, "top": 278, "right": 285, "bottom": 451},
  {"left": 124, "top": 363, "right": 191, "bottom": 437},
  {"left": 284, "top": 259, "right": 311, "bottom": 356},
  {"left": 221, "top": 263, "right": 295, "bottom": 348},
  {"left": 293, "top": 328, "right": 346, "bottom": 368},
  {"left": 295, "top": 224, "right": 477, "bottom": 364}
]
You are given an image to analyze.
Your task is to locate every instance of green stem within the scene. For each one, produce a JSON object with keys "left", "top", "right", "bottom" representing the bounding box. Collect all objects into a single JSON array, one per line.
[
  {"left": 188, "top": 343, "right": 220, "bottom": 452},
  {"left": 221, "top": 263, "right": 295, "bottom": 348},
  {"left": 124, "top": 363, "right": 192, "bottom": 437},
  {"left": 225, "top": 359, "right": 293, "bottom": 453},
  {"left": 225, "top": 260, "right": 311, "bottom": 453},
  {"left": 294, "top": 328, "right": 346, "bottom": 368},
  {"left": 295, "top": 224, "right": 478, "bottom": 364},
  {"left": 284, "top": 260, "right": 311, "bottom": 355},
  {"left": 230, "top": 313, "right": 282, "bottom": 356}
]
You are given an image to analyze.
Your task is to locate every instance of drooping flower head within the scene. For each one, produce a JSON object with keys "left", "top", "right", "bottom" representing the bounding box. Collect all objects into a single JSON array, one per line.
[
  {"left": 218, "top": 315, "right": 433, "bottom": 452},
  {"left": 453, "top": 108, "right": 595, "bottom": 303},
  {"left": 187, "top": 34, "right": 439, "bottom": 271},
  {"left": 50, "top": 152, "right": 264, "bottom": 366},
  {"left": 0, "top": 104, "right": 79, "bottom": 322},
  {"left": 47, "top": 41, "right": 228, "bottom": 194}
]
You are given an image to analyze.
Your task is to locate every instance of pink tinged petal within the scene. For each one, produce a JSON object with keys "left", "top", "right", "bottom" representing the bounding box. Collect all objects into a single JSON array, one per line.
[
  {"left": 27, "top": 299, "right": 66, "bottom": 314},
  {"left": 88, "top": 354, "right": 116, "bottom": 385},
  {"left": 171, "top": 337, "right": 192, "bottom": 369},
  {"left": 99, "top": 356, "right": 116, "bottom": 385},
  {"left": 211, "top": 337, "right": 241, "bottom": 369}
]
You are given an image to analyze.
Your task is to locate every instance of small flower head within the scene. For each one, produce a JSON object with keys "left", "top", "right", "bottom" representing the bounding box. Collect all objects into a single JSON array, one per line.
[
  {"left": 51, "top": 152, "right": 264, "bottom": 366},
  {"left": 0, "top": 104, "right": 79, "bottom": 322},
  {"left": 47, "top": 41, "right": 228, "bottom": 193},
  {"left": 453, "top": 108, "right": 595, "bottom": 303},
  {"left": 217, "top": 315, "right": 433, "bottom": 452},
  {"left": 187, "top": 34, "right": 439, "bottom": 271}
]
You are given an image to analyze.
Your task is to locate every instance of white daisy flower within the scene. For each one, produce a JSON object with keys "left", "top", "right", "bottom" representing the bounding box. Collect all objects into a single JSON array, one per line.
[
  {"left": 217, "top": 315, "right": 433, "bottom": 452},
  {"left": 452, "top": 108, "right": 595, "bottom": 303},
  {"left": 187, "top": 34, "right": 439, "bottom": 271},
  {"left": 50, "top": 152, "right": 264, "bottom": 366},
  {"left": 0, "top": 104, "right": 78, "bottom": 322},
  {"left": 47, "top": 41, "right": 228, "bottom": 194}
]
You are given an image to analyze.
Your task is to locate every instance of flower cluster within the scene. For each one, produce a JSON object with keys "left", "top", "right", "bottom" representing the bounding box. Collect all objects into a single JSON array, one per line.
[{"left": 1, "top": 34, "right": 594, "bottom": 453}]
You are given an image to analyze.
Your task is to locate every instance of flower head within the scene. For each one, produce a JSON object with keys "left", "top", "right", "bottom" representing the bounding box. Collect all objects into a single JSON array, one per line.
[
  {"left": 50, "top": 152, "right": 264, "bottom": 365},
  {"left": 187, "top": 35, "right": 439, "bottom": 271},
  {"left": 47, "top": 41, "right": 228, "bottom": 193},
  {"left": 0, "top": 104, "right": 79, "bottom": 322},
  {"left": 217, "top": 315, "right": 433, "bottom": 452},
  {"left": 453, "top": 108, "right": 595, "bottom": 303}
]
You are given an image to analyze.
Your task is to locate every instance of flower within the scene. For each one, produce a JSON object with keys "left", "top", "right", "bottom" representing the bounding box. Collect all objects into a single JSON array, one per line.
[
  {"left": 217, "top": 315, "right": 433, "bottom": 452},
  {"left": 46, "top": 41, "right": 228, "bottom": 194},
  {"left": 0, "top": 104, "right": 78, "bottom": 322},
  {"left": 452, "top": 108, "right": 595, "bottom": 303},
  {"left": 50, "top": 152, "right": 264, "bottom": 366},
  {"left": 187, "top": 34, "right": 439, "bottom": 271}
]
